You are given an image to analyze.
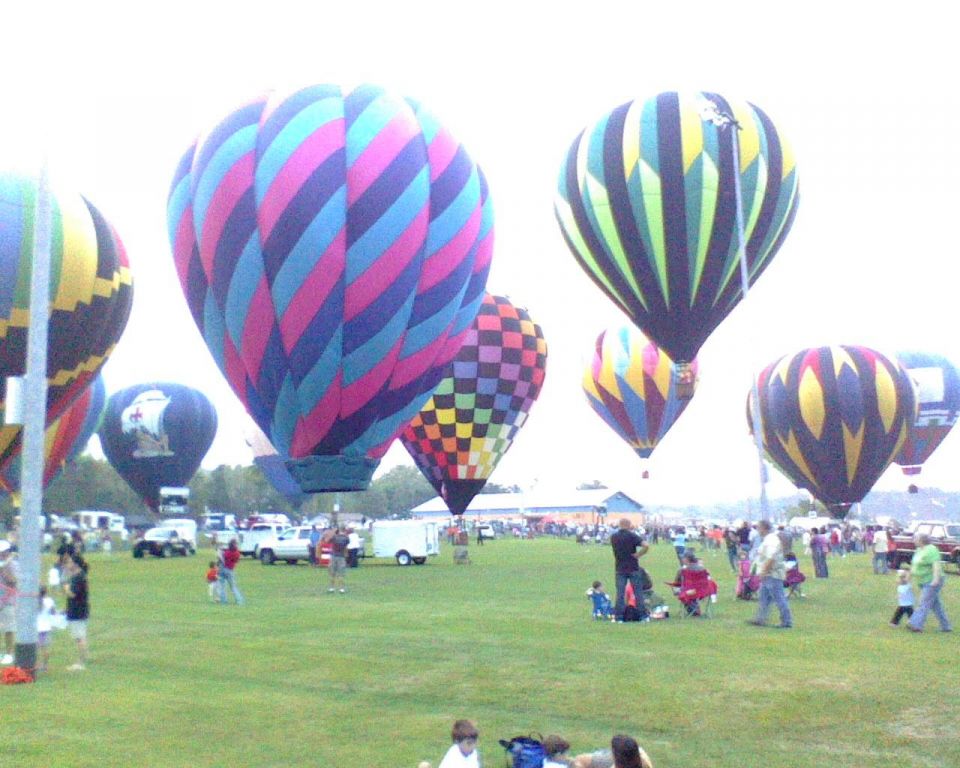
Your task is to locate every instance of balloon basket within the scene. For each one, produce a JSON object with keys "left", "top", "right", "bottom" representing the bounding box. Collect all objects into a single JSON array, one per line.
[
  {"left": 286, "top": 455, "right": 379, "bottom": 493},
  {"left": 675, "top": 363, "right": 697, "bottom": 400}
]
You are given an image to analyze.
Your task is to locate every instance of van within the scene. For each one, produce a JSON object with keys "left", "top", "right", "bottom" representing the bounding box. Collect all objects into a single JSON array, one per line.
[
  {"left": 72, "top": 511, "right": 129, "bottom": 540},
  {"left": 371, "top": 520, "right": 440, "bottom": 565}
]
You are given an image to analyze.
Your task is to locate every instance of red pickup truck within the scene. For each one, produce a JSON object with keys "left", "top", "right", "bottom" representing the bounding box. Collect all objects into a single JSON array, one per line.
[{"left": 890, "top": 521, "right": 960, "bottom": 570}]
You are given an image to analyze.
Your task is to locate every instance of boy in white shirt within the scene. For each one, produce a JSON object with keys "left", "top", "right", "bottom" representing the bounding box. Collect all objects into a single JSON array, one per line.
[{"left": 438, "top": 719, "right": 480, "bottom": 768}]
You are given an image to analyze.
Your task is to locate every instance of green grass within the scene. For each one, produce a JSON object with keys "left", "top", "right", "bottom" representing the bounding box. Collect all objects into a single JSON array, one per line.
[{"left": 1, "top": 539, "right": 957, "bottom": 767}]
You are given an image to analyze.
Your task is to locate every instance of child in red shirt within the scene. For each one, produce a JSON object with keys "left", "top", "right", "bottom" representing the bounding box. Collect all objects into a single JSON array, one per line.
[{"left": 206, "top": 561, "right": 221, "bottom": 602}]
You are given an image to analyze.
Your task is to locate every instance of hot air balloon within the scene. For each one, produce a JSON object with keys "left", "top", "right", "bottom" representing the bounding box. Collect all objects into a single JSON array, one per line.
[
  {"left": 0, "top": 374, "right": 106, "bottom": 501},
  {"left": 168, "top": 84, "right": 493, "bottom": 493},
  {"left": 555, "top": 91, "right": 799, "bottom": 388},
  {"left": 583, "top": 326, "right": 697, "bottom": 465},
  {"left": 400, "top": 294, "right": 547, "bottom": 515},
  {"left": 98, "top": 383, "right": 217, "bottom": 511},
  {"left": 893, "top": 351, "right": 960, "bottom": 484},
  {"left": 752, "top": 346, "right": 916, "bottom": 518},
  {"left": 0, "top": 172, "right": 134, "bottom": 468}
]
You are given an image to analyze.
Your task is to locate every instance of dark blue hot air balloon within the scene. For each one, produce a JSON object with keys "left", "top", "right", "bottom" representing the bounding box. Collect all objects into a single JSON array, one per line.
[{"left": 98, "top": 383, "right": 217, "bottom": 511}]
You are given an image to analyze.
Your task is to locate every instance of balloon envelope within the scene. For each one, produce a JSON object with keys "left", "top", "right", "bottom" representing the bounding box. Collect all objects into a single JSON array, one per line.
[
  {"left": 753, "top": 346, "right": 915, "bottom": 516},
  {"left": 555, "top": 91, "right": 799, "bottom": 365},
  {"left": 168, "top": 84, "right": 493, "bottom": 492},
  {"left": 98, "top": 383, "right": 217, "bottom": 510},
  {"left": 400, "top": 294, "right": 547, "bottom": 515},
  {"left": 583, "top": 326, "right": 697, "bottom": 459},
  {"left": 245, "top": 422, "right": 307, "bottom": 509},
  {"left": 0, "top": 374, "right": 106, "bottom": 497},
  {"left": 893, "top": 351, "right": 960, "bottom": 475},
  {"left": 0, "top": 172, "right": 133, "bottom": 468}
]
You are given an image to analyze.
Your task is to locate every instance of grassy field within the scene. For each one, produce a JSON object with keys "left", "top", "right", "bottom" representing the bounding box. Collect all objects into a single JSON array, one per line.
[{"left": 1, "top": 537, "right": 957, "bottom": 768}]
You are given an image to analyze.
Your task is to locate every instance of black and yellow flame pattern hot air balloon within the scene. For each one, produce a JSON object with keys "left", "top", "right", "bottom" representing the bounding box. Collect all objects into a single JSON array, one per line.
[
  {"left": 751, "top": 346, "right": 916, "bottom": 518},
  {"left": 0, "top": 172, "right": 134, "bottom": 468}
]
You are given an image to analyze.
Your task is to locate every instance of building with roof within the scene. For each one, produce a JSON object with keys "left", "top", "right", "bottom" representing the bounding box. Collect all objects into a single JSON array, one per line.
[{"left": 409, "top": 488, "right": 645, "bottom": 526}]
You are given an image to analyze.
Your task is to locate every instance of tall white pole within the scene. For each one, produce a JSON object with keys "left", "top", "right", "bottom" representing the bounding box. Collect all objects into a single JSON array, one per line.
[
  {"left": 14, "top": 161, "right": 52, "bottom": 673},
  {"left": 698, "top": 98, "right": 769, "bottom": 519},
  {"left": 728, "top": 121, "right": 770, "bottom": 520}
]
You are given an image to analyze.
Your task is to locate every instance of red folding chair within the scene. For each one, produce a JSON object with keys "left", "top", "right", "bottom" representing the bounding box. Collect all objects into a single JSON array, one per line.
[{"left": 675, "top": 568, "right": 718, "bottom": 618}]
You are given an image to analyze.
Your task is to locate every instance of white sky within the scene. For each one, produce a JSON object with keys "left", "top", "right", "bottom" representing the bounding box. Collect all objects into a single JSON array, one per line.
[{"left": 3, "top": 2, "right": 958, "bottom": 507}]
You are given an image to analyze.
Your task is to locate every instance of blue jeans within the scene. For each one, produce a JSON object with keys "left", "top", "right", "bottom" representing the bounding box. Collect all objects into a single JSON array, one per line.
[
  {"left": 614, "top": 572, "right": 649, "bottom": 621},
  {"left": 219, "top": 569, "right": 244, "bottom": 605},
  {"left": 755, "top": 577, "right": 792, "bottom": 627},
  {"left": 872, "top": 553, "right": 888, "bottom": 574},
  {"left": 909, "top": 582, "right": 951, "bottom": 631}
]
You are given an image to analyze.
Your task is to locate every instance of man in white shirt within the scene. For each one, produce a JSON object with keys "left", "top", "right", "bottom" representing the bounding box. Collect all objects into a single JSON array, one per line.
[
  {"left": 747, "top": 520, "right": 793, "bottom": 629},
  {"left": 0, "top": 541, "right": 17, "bottom": 665},
  {"left": 872, "top": 527, "right": 890, "bottom": 575}
]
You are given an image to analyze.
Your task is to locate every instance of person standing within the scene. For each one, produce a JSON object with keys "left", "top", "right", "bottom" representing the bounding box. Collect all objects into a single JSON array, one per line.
[
  {"left": 908, "top": 533, "right": 952, "bottom": 633},
  {"left": 346, "top": 527, "right": 361, "bottom": 567},
  {"left": 872, "top": 526, "right": 890, "bottom": 575},
  {"left": 748, "top": 519, "right": 793, "bottom": 629},
  {"left": 219, "top": 539, "right": 245, "bottom": 605},
  {"left": 671, "top": 527, "right": 686, "bottom": 564},
  {"left": 308, "top": 525, "right": 320, "bottom": 566},
  {"left": 328, "top": 527, "right": 349, "bottom": 593},
  {"left": 63, "top": 552, "right": 90, "bottom": 670},
  {"left": 811, "top": 527, "right": 829, "bottom": 578},
  {"left": 610, "top": 519, "right": 650, "bottom": 622},
  {"left": 0, "top": 541, "right": 17, "bottom": 665}
]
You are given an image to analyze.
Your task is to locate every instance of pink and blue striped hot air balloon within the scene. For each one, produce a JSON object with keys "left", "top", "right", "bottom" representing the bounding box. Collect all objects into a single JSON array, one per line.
[
  {"left": 583, "top": 326, "right": 698, "bottom": 463},
  {"left": 168, "top": 84, "right": 493, "bottom": 491}
]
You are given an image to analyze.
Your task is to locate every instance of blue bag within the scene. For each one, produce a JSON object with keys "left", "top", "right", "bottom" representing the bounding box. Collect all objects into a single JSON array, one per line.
[{"left": 498, "top": 734, "right": 545, "bottom": 768}]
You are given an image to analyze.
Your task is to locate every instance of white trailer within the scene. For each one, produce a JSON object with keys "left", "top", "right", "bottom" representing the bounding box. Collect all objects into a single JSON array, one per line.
[{"left": 371, "top": 520, "right": 440, "bottom": 565}]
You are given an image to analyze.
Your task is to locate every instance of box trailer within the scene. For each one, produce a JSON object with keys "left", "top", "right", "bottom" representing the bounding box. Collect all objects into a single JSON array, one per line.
[{"left": 372, "top": 520, "right": 440, "bottom": 565}]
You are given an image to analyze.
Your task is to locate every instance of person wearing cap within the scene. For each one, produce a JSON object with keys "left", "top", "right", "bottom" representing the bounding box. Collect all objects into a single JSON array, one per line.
[{"left": 0, "top": 540, "right": 18, "bottom": 665}]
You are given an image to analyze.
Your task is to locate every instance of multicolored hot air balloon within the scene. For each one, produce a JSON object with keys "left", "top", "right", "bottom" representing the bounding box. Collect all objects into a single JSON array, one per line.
[
  {"left": 893, "top": 351, "right": 960, "bottom": 481},
  {"left": 245, "top": 422, "right": 307, "bottom": 510},
  {"left": 752, "top": 346, "right": 916, "bottom": 517},
  {"left": 168, "top": 84, "right": 493, "bottom": 492},
  {"left": 0, "top": 374, "right": 106, "bottom": 501},
  {"left": 583, "top": 326, "right": 697, "bottom": 463},
  {"left": 400, "top": 294, "right": 547, "bottom": 516},
  {"left": 98, "top": 383, "right": 217, "bottom": 511},
  {"left": 0, "top": 172, "right": 134, "bottom": 468},
  {"left": 555, "top": 91, "right": 799, "bottom": 384}
]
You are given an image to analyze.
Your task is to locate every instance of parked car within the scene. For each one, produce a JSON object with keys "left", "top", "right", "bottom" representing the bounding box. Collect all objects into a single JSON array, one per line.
[
  {"left": 133, "top": 527, "right": 196, "bottom": 558},
  {"left": 890, "top": 521, "right": 960, "bottom": 569},
  {"left": 476, "top": 524, "right": 497, "bottom": 541},
  {"left": 257, "top": 526, "right": 314, "bottom": 565},
  {"left": 236, "top": 522, "right": 287, "bottom": 557}
]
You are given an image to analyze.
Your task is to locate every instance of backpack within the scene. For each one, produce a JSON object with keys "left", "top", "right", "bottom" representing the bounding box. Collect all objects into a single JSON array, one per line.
[{"left": 498, "top": 734, "right": 545, "bottom": 768}]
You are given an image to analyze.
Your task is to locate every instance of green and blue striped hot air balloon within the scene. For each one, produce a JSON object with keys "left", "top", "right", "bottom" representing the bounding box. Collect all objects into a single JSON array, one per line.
[{"left": 556, "top": 91, "right": 799, "bottom": 374}]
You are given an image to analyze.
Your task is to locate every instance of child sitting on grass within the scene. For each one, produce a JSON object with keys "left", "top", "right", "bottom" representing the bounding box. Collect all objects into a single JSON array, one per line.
[
  {"left": 438, "top": 719, "right": 480, "bottom": 768},
  {"left": 586, "top": 580, "right": 613, "bottom": 620}
]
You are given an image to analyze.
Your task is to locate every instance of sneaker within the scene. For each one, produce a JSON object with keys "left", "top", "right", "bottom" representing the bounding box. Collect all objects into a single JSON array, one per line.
[
  {"left": 0, "top": 654, "right": 12, "bottom": 665},
  {"left": 67, "top": 663, "right": 85, "bottom": 671},
  {"left": 907, "top": 626, "right": 923, "bottom": 633},
  {"left": 889, "top": 622, "right": 899, "bottom": 628},
  {"left": 327, "top": 588, "right": 335, "bottom": 593},
  {"left": 776, "top": 624, "right": 793, "bottom": 629},
  {"left": 339, "top": 588, "right": 346, "bottom": 593},
  {"left": 746, "top": 619, "right": 765, "bottom": 627}
]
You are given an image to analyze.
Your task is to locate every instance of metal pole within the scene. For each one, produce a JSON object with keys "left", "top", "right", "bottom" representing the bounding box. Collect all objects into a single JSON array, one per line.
[
  {"left": 14, "top": 161, "right": 52, "bottom": 673},
  {"left": 727, "top": 121, "right": 770, "bottom": 519}
]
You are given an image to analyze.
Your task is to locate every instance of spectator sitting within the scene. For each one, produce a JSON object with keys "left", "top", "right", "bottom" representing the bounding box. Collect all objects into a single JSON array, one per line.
[
  {"left": 543, "top": 735, "right": 572, "bottom": 767},
  {"left": 586, "top": 580, "right": 613, "bottom": 620},
  {"left": 438, "top": 719, "right": 479, "bottom": 768},
  {"left": 667, "top": 551, "right": 707, "bottom": 616},
  {"left": 612, "top": 735, "right": 654, "bottom": 768}
]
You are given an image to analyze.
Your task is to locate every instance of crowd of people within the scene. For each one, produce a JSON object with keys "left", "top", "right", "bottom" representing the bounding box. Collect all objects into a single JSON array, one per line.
[{"left": 415, "top": 720, "right": 654, "bottom": 768}]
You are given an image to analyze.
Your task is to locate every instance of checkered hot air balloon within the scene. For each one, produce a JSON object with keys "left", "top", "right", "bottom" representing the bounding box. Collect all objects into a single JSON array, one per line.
[
  {"left": 893, "top": 351, "right": 960, "bottom": 482},
  {"left": 400, "top": 294, "right": 547, "bottom": 516},
  {"left": 0, "top": 374, "right": 106, "bottom": 501},
  {"left": 583, "top": 326, "right": 697, "bottom": 462},
  {"left": 168, "top": 84, "right": 493, "bottom": 492},
  {"left": 555, "top": 91, "right": 799, "bottom": 385},
  {"left": 751, "top": 346, "right": 916, "bottom": 518},
  {"left": 0, "top": 173, "right": 134, "bottom": 470}
]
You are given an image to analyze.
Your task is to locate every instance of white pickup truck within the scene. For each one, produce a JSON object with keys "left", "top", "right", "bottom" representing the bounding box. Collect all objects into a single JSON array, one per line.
[{"left": 236, "top": 523, "right": 287, "bottom": 558}]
